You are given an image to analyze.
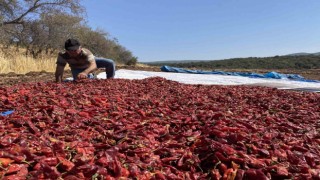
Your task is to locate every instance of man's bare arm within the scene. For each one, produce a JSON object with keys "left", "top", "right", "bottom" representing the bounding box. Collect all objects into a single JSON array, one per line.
[
  {"left": 55, "top": 65, "right": 65, "bottom": 83},
  {"left": 82, "top": 60, "right": 97, "bottom": 75}
]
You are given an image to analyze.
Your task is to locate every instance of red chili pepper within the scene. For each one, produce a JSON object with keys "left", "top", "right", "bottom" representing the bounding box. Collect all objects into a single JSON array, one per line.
[
  {"left": 222, "top": 168, "right": 234, "bottom": 180},
  {"left": 244, "top": 169, "right": 269, "bottom": 180},
  {"left": 161, "top": 157, "right": 179, "bottom": 163},
  {"left": 5, "top": 164, "right": 26, "bottom": 174},
  {"left": 26, "top": 120, "right": 40, "bottom": 135},
  {"left": 219, "top": 163, "right": 228, "bottom": 174},
  {"left": 0, "top": 158, "right": 14, "bottom": 167},
  {"left": 120, "top": 167, "right": 130, "bottom": 177},
  {"left": 215, "top": 152, "right": 229, "bottom": 162},
  {"left": 40, "top": 157, "right": 58, "bottom": 166},
  {"left": 78, "top": 111, "right": 90, "bottom": 118},
  {"left": 235, "top": 169, "right": 245, "bottom": 180},
  {"left": 211, "top": 169, "right": 222, "bottom": 180},
  {"left": 57, "top": 156, "right": 75, "bottom": 171}
]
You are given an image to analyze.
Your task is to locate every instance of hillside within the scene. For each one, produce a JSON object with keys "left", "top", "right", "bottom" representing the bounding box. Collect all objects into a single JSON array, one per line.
[
  {"left": 143, "top": 55, "right": 320, "bottom": 70},
  {"left": 286, "top": 52, "right": 320, "bottom": 56}
]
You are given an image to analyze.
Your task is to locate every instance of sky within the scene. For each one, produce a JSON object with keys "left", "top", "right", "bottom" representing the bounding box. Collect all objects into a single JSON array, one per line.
[{"left": 81, "top": 0, "right": 320, "bottom": 62}]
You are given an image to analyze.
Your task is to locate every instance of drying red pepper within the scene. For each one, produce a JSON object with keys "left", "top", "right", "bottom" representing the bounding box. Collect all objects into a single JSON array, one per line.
[{"left": 0, "top": 77, "right": 318, "bottom": 179}]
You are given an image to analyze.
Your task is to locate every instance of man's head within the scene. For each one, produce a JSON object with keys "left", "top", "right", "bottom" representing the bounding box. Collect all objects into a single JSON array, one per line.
[
  {"left": 65, "top": 38, "right": 81, "bottom": 56},
  {"left": 65, "top": 38, "right": 80, "bottom": 50}
]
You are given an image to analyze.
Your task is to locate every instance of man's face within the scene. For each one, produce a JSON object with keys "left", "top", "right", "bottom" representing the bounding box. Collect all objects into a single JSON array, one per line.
[{"left": 67, "top": 46, "right": 81, "bottom": 57}]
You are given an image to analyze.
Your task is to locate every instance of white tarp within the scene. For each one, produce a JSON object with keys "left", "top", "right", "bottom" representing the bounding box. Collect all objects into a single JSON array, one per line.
[{"left": 96, "top": 69, "right": 320, "bottom": 92}]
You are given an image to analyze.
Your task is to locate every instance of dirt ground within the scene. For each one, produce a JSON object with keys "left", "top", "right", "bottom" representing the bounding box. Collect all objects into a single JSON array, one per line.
[
  {"left": 0, "top": 65, "right": 319, "bottom": 86},
  {"left": 0, "top": 65, "right": 160, "bottom": 86}
]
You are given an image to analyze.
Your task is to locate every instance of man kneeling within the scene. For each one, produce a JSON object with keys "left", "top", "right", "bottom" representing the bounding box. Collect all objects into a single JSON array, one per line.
[{"left": 55, "top": 38, "right": 115, "bottom": 82}]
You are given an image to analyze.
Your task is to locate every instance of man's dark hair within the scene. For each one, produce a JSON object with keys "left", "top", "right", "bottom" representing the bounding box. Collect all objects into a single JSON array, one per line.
[{"left": 65, "top": 39, "right": 80, "bottom": 50}]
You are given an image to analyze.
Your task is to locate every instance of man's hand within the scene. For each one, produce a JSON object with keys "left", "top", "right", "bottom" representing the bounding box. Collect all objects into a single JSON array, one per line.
[
  {"left": 55, "top": 65, "right": 65, "bottom": 83},
  {"left": 77, "top": 72, "right": 88, "bottom": 79}
]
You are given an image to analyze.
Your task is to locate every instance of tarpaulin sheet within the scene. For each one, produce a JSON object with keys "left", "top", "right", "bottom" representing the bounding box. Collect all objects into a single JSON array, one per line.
[
  {"left": 0, "top": 110, "right": 14, "bottom": 116},
  {"left": 160, "top": 65, "right": 319, "bottom": 83}
]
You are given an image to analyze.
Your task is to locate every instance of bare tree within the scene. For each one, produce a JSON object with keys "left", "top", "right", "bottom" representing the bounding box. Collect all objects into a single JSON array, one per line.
[
  {"left": 21, "top": 12, "right": 83, "bottom": 58},
  {"left": 0, "top": 0, "right": 83, "bottom": 26},
  {"left": 74, "top": 26, "right": 110, "bottom": 56},
  {"left": 39, "top": 12, "right": 83, "bottom": 52},
  {"left": 0, "top": 0, "right": 139, "bottom": 64}
]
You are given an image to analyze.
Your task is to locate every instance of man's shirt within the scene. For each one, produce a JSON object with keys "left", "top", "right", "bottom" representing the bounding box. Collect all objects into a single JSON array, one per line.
[{"left": 56, "top": 48, "right": 95, "bottom": 69}]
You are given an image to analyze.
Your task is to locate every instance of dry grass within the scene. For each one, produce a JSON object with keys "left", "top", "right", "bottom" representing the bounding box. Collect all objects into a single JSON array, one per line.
[
  {"left": 0, "top": 55, "right": 56, "bottom": 74},
  {"left": 0, "top": 46, "right": 152, "bottom": 74},
  {"left": 0, "top": 47, "right": 69, "bottom": 74}
]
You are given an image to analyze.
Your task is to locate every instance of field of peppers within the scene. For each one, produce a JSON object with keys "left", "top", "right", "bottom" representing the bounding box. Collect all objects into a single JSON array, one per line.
[{"left": 0, "top": 77, "right": 319, "bottom": 179}]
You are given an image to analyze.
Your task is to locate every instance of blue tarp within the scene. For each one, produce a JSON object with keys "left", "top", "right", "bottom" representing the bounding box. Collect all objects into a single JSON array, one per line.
[
  {"left": 160, "top": 65, "right": 319, "bottom": 83},
  {"left": 0, "top": 110, "right": 14, "bottom": 116}
]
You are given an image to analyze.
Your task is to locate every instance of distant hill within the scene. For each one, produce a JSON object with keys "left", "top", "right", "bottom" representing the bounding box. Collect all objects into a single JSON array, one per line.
[
  {"left": 285, "top": 52, "right": 320, "bottom": 56},
  {"left": 143, "top": 52, "right": 320, "bottom": 64},
  {"left": 142, "top": 53, "right": 320, "bottom": 70},
  {"left": 143, "top": 60, "right": 210, "bottom": 64}
]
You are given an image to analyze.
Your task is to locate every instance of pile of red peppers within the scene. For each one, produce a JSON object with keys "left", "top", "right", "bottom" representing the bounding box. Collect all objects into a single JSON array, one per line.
[{"left": 0, "top": 77, "right": 319, "bottom": 179}]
